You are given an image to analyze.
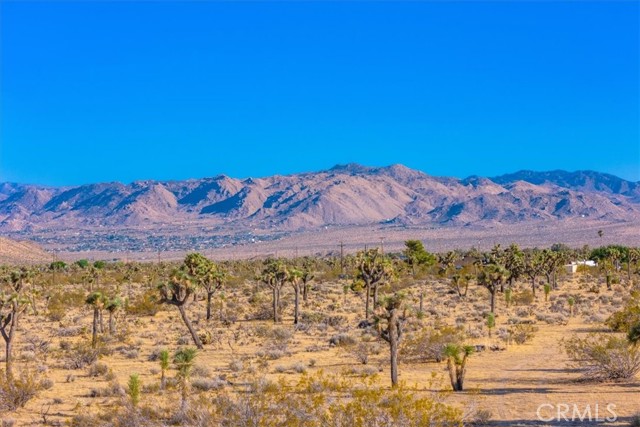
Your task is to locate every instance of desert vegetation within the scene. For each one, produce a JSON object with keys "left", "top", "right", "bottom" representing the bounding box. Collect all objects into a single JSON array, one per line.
[{"left": 0, "top": 242, "right": 639, "bottom": 425}]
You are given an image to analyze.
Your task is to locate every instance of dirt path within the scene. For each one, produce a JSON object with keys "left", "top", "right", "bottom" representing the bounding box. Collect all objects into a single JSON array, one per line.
[{"left": 464, "top": 321, "right": 639, "bottom": 426}]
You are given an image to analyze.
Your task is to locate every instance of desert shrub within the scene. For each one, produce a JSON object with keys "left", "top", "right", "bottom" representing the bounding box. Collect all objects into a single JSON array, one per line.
[
  {"left": 402, "top": 325, "right": 464, "bottom": 363},
  {"left": 510, "top": 324, "right": 538, "bottom": 344},
  {"left": 0, "top": 371, "right": 49, "bottom": 411},
  {"left": 563, "top": 333, "right": 640, "bottom": 381},
  {"left": 126, "top": 288, "right": 159, "bottom": 316},
  {"left": 512, "top": 290, "right": 534, "bottom": 306},
  {"left": 229, "top": 360, "right": 244, "bottom": 372},
  {"left": 192, "top": 377, "right": 225, "bottom": 391},
  {"left": 47, "top": 290, "right": 86, "bottom": 321},
  {"left": 209, "top": 372, "right": 463, "bottom": 427},
  {"left": 605, "top": 291, "right": 640, "bottom": 332},
  {"left": 349, "top": 341, "right": 381, "bottom": 365},
  {"left": 469, "top": 408, "right": 493, "bottom": 426},
  {"left": 88, "top": 362, "right": 109, "bottom": 377},
  {"left": 58, "top": 326, "right": 83, "bottom": 337},
  {"left": 328, "top": 333, "right": 357, "bottom": 347},
  {"left": 63, "top": 342, "right": 101, "bottom": 369}
]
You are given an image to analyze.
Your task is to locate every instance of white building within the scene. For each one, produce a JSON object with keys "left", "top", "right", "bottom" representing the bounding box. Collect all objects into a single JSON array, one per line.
[{"left": 565, "top": 260, "right": 597, "bottom": 274}]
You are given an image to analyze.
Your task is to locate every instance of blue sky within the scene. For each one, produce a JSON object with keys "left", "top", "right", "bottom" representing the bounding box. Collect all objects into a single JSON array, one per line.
[{"left": 1, "top": 1, "right": 638, "bottom": 186}]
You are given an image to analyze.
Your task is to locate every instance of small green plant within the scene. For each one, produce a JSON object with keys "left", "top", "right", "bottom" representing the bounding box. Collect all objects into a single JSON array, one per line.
[
  {"left": 504, "top": 288, "right": 512, "bottom": 307},
  {"left": 174, "top": 347, "right": 197, "bottom": 412},
  {"left": 567, "top": 296, "right": 575, "bottom": 316},
  {"left": 486, "top": 312, "right": 495, "bottom": 338},
  {"left": 543, "top": 283, "right": 551, "bottom": 302},
  {"left": 127, "top": 374, "right": 140, "bottom": 407},
  {"left": 159, "top": 349, "right": 170, "bottom": 390}
]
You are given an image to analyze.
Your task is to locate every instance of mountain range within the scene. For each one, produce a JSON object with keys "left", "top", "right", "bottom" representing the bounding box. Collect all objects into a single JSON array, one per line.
[{"left": 1, "top": 164, "right": 639, "bottom": 236}]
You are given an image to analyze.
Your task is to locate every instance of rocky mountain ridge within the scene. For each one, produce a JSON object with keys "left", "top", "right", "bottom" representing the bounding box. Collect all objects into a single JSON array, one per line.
[{"left": 1, "top": 164, "right": 639, "bottom": 233}]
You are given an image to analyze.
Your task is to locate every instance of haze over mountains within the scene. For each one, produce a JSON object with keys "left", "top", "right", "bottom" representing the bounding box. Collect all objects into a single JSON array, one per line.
[{"left": 1, "top": 164, "right": 639, "bottom": 236}]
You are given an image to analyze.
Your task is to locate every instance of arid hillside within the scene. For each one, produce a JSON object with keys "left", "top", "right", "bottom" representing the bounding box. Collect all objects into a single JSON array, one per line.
[{"left": 0, "top": 237, "right": 50, "bottom": 264}]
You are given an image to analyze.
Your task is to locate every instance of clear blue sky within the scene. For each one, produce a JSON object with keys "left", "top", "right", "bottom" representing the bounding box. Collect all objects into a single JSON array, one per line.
[{"left": 1, "top": 1, "right": 638, "bottom": 186}]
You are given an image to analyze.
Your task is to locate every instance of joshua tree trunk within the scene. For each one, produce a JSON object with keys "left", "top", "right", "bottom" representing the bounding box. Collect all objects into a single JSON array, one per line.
[
  {"left": 109, "top": 311, "right": 115, "bottom": 335},
  {"left": 99, "top": 310, "right": 104, "bottom": 333},
  {"left": 272, "top": 287, "right": 280, "bottom": 323},
  {"left": 531, "top": 277, "right": 536, "bottom": 297},
  {"left": 364, "top": 284, "right": 371, "bottom": 320},
  {"left": 303, "top": 282, "right": 310, "bottom": 304},
  {"left": 293, "top": 286, "right": 300, "bottom": 325},
  {"left": 373, "top": 285, "right": 379, "bottom": 309},
  {"left": 389, "top": 310, "right": 400, "bottom": 387},
  {"left": 180, "top": 379, "right": 189, "bottom": 413},
  {"left": 206, "top": 292, "right": 213, "bottom": 321},
  {"left": 92, "top": 307, "right": 99, "bottom": 348},
  {"left": 490, "top": 290, "right": 496, "bottom": 314},
  {"left": 447, "top": 358, "right": 458, "bottom": 391},
  {"left": 178, "top": 305, "right": 203, "bottom": 349},
  {"left": 0, "top": 307, "right": 18, "bottom": 380}
]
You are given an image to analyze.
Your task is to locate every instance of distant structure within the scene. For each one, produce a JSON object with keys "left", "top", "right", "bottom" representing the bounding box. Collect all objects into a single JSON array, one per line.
[{"left": 565, "top": 260, "right": 597, "bottom": 274}]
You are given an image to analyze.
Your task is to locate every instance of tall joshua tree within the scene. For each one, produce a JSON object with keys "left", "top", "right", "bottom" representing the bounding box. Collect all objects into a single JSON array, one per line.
[
  {"left": 288, "top": 268, "right": 304, "bottom": 325},
  {"left": 627, "top": 248, "right": 640, "bottom": 282},
  {"left": 260, "top": 259, "right": 288, "bottom": 323},
  {"left": 524, "top": 250, "right": 545, "bottom": 297},
  {"left": 376, "top": 292, "right": 407, "bottom": 387},
  {"left": 0, "top": 268, "right": 32, "bottom": 379},
  {"left": 105, "top": 296, "right": 122, "bottom": 335},
  {"left": 444, "top": 344, "right": 474, "bottom": 392},
  {"left": 158, "top": 262, "right": 203, "bottom": 349},
  {"left": 196, "top": 256, "right": 226, "bottom": 321},
  {"left": 355, "top": 248, "right": 394, "bottom": 321},
  {"left": 477, "top": 263, "right": 508, "bottom": 314},
  {"left": 300, "top": 258, "right": 315, "bottom": 304},
  {"left": 86, "top": 291, "right": 105, "bottom": 348}
]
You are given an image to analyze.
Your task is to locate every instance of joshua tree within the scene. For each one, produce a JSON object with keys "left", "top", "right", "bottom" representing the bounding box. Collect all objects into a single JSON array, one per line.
[
  {"left": 288, "top": 268, "right": 304, "bottom": 325},
  {"left": 159, "top": 349, "right": 170, "bottom": 390},
  {"left": 477, "top": 264, "right": 508, "bottom": 313},
  {"left": 355, "top": 249, "right": 394, "bottom": 321},
  {"left": 438, "top": 251, "right": 460, "bottom": 276},
  {"left": 174, "top": 347, "right": 197, "bottom": 413},
  {"left": 524, "top": 250, "right": 545, "bottom": 297},
  {"left": 158, "top": 263, "right": 203, "bottom": 349},
  {"left": 86, "top": 291, "right": 105, "bottom": 348},
  {"left": 0, "top": 268, "right": 32, "bottom": 379},
  {"left": 105, "top": 296, "right": 122, "bottom": 335},
  {"left": 449, "top": 274, "right": 468, "bottom": 298},
  {"left": 260, "top": 259, "right": 288, "bottom": 323},
  {"left": 181, "top": 253, "right": 227, "bottom": 321},
  {"left": 444, "top": 344, "right": 474, "bottom": 392},
  {"left": 375, "top": 292, "right": 407, "bottom": 387},
  {"left": 299, "top": 259, "right": 315, "bottom": 304}
]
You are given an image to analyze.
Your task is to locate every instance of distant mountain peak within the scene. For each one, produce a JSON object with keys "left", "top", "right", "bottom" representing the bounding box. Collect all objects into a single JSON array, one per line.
[{"left": 329, "top": 163, "right": 375, "bottom": 174}]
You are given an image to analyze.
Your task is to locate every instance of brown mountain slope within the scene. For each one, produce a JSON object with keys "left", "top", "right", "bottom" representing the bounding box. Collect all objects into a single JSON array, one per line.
[
  {"left": 0, "top": 165, "right": 639, "bottom": 235},
  {"left": 0, "top": 237, "right": 50, "bottom": 264}
]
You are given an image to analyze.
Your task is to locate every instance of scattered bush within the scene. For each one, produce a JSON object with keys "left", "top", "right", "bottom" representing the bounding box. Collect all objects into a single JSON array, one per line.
[{"left": 563, "top": 333, "right": 640, "bottom": 381}]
